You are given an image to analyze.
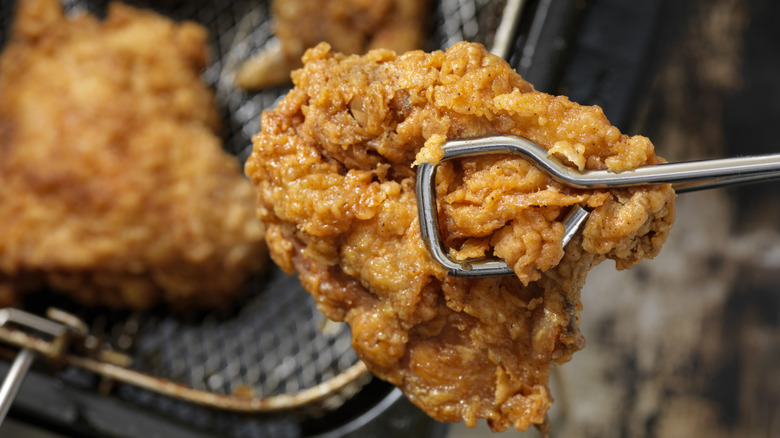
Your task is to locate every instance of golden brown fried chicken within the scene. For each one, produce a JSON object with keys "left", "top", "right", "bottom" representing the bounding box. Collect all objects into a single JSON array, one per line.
[
  {"left": 245, "top": 42, "right": 675, "bottom": 431},
  {"left": 0, "top": 0, "right": 266, "bottom": 310},
  {"left": 235, "top": 0, "right": 430, "bottom": 90}
]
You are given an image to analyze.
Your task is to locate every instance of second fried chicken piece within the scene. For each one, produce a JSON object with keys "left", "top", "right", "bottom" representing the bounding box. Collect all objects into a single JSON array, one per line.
[
  {"left": 246, "top": 42, "right": 675, "bottom": 431},
  {"left": 0, "top": 0, "right": 266, "bottom": 309},
  {"left": 235, "top": 0, "right": 430, "bottom": 90}
]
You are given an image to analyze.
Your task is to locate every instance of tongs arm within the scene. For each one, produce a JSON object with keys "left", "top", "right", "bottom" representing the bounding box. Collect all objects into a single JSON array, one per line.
[{"left": 429, "top": 135, "right": 780, "bottom": 192}]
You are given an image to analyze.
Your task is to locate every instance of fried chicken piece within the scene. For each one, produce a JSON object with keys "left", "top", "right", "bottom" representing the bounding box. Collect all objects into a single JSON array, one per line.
[
  {"left": 235, "top": 0, "right": 430, "bottom": 90},
  {"left": 245, "top": 42, "right": 675, "bottom": 431},
  {"left": 0, "top": 0, "right": 266, "bottom": 310}
]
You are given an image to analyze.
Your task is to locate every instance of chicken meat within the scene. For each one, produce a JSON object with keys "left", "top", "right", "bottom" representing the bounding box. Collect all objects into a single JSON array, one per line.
[
  {"left": 245, "top": 42, "right": 675, "bottom": 431},
  {"left": 0, "top": 0, "right": 266, "bottom": 310}
]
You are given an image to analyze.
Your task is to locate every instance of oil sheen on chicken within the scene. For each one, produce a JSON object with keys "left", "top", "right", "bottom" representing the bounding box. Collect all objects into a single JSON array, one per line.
[{"left": 245, "top": 42, "right": 675, "bottom": 431}]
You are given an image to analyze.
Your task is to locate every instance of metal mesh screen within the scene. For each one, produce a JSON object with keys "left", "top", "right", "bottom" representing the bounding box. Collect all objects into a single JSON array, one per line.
[
  {"left": 130, "top": 271, "right": 357, "bottom": 397},
  {"left": 0, "top": 1, "right": 509, "bottom": 436}
]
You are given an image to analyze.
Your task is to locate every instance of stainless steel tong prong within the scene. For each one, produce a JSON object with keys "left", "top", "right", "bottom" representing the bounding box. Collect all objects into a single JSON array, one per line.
[{"left": 416, "top": 135, "right": 780, "bottom": 277}]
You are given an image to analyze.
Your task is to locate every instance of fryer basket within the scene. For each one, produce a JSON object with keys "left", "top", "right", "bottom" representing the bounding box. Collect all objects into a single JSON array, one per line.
[{"left": 0, "top": 1, "right": 511, "bottom": 436}]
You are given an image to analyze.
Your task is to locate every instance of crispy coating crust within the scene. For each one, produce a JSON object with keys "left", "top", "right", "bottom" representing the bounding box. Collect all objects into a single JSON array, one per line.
[
  {"left": 235, "top": 0, "right": 430, "bottom": 90},
  {"left": 0, "top": 0, "right": 266, "bottom": 309},
  {"left": 245, "top": 42, "right": 675, "bottom": 430}
]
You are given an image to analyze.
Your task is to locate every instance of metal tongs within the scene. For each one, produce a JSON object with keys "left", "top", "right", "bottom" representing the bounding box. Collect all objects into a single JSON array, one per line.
[{"left": 416, "top": 135, "right": 780, "bottom": 277}]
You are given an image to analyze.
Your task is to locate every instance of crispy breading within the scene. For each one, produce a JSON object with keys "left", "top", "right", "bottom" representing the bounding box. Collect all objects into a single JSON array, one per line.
[
  {"left": 235, "top": 0, "right": 430, "bottom": 90},
  {"left": 0, "top": 0, "right": 266, "bottom": 310},
  {"left": 246, "top": 42, "right": 675, "bottom": 431}
]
